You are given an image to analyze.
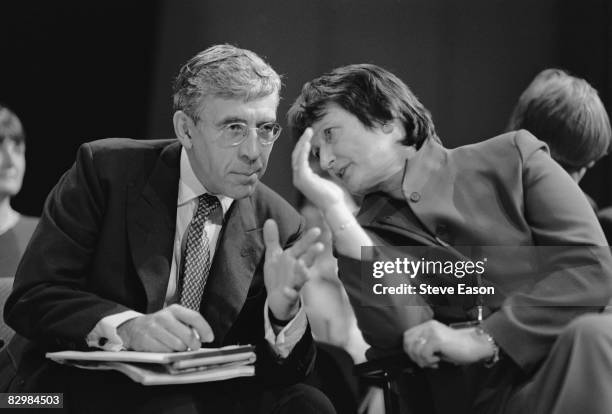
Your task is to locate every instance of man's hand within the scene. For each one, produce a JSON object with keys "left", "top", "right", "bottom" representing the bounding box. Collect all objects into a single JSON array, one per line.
[
  {"left": 117, "top": 304, "right": 214, "bottom": 352},
  {"left": 403, "top": 320, "right": 494, "bottom": 368},
  {"left": 292, "top": 128, "right": 346, "bottom": 210},
  {"left": 263, "top": 219, "right": 324, "bottom": 321}
]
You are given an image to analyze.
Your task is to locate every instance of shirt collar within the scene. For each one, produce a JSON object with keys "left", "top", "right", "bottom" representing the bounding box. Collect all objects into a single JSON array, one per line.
[
  {"left": 0, "top": 207, "right": 19, "bottom": 235},
  {"left": 178, "top": 147, "right": 234, "bottom": 215}
]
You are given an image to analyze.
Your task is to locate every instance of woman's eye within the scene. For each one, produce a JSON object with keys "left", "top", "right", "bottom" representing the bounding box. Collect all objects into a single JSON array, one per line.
[{"left": 323, "top": 128, "right": 333, "bottom": 142}]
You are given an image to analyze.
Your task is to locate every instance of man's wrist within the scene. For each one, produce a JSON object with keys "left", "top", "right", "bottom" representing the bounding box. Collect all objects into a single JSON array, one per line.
[
  {"left": 268, "top": 308, "right": 294, "bottom": 326},
  {"left": 268, "top": 300, "right": 300, "bottom": 325}
]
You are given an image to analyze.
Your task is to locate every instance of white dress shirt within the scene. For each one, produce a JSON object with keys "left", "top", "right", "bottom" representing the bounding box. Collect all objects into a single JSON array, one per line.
[{"left": 86, "top": 148, "right": 306, "bottom": 357}]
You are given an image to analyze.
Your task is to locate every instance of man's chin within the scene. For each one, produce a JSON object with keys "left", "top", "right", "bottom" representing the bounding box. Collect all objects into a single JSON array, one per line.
[{"left": 229, "top": 182, "right": 259, "bottom": 199}]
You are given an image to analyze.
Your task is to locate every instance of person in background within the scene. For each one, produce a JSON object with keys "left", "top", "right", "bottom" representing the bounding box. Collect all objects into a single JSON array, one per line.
[
  {"left": 1, "top": 45, "right": 334, "bottom": 414},
  {"left": 289, "top": 63, "right": 612, "bottom": 414},
  {"left": 0, "top": 104, "right": 38, "bottom": 278},
  {"left": 506, "top": 68, "right": 611, "bottom": 206},
  {"left": 506, "top": 68, "right": 612, "bottom": 244}
]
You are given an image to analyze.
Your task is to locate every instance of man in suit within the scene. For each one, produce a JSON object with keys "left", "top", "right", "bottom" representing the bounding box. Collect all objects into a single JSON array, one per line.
[{"left": 0, "top": 44, "right": 335, "bottom": 414}]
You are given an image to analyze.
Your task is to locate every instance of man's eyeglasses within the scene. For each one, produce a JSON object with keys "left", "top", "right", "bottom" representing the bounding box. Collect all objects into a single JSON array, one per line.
[{"left": 218, "top": 122, "right": 282, "bottom": 147}]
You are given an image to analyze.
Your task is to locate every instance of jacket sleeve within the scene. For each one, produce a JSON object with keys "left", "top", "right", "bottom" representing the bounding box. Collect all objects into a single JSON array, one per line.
[
  {"left": 254, "top": 216, "right": 318, "bottom": 384},
  {"left": 5, "top": 143, "right": 131, "bottom": 351},
  {"left": 337, "top": 247, "right": 434, "bottom": 357},
  {"left": 481, "top": 132, "right": 612, "bottom": 373}
]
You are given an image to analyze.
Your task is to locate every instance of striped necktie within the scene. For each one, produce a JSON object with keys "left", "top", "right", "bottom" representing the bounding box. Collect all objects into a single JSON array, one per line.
[{"left": 179, "top": 193, "right": 221, "bottom": 311}]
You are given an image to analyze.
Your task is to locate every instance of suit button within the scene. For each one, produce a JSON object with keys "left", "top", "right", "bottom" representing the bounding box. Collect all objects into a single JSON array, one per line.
[{"left": 409, "top": 192, "right": 421, "bottom": 202}]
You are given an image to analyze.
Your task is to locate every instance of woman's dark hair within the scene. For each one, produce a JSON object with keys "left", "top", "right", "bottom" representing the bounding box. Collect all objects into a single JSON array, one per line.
[{"left": 287, "top": 64, "right": 438, "bottom": 148}]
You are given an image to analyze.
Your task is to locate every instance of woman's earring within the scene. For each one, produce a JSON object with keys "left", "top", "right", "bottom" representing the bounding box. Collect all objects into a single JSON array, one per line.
[{"left": 382, "top": 123, "right": 393, "bottom": 134}]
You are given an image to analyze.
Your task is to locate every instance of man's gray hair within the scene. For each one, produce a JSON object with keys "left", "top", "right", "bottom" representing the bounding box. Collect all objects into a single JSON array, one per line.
[{"left": 173, "top": 44, "right": 281, "bottom": 121}]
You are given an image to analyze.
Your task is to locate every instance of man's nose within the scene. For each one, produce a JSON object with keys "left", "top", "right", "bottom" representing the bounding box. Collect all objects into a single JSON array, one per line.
[{"left": 238, "top": 129, "right": 263, "bottom": 161}]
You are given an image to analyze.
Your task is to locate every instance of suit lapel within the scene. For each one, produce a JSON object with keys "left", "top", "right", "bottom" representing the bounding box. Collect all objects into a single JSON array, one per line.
[
  {"left": 127, "top": 141, "right": 180, "bottom": 313},
  {"left": 201, "top": 196, "right": 264, "bottom": 345}
]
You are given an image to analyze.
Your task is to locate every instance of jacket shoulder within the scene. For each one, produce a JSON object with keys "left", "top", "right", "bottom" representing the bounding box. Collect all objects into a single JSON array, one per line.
[
  {"left": 251, "top": 183, "right": 300, "bottom": 220},
  {"left": 476, "top": 130, "right": 549, "bottom": 161},
  {"left": 250, "top": 183, "right": 303, "bottom": 237},
  {"left": 75, "top": 138, "right": 178, "bottom": 178},
  {"left": 84, "top": 138, "right": 176, "bottom": 158}
]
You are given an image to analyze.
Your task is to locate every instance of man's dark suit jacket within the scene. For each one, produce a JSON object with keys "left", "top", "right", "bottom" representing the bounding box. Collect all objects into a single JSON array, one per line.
[{"left": 0, "top": 138, "right": 315, "bottom": 393}]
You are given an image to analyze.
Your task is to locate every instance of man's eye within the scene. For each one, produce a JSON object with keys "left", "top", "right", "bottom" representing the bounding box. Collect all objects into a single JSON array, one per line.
[{"left": 228, "top": 123, "right": 244, "bottom": 130}]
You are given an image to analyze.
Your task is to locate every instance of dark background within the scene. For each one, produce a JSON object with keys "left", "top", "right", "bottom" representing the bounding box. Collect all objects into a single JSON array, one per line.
[{"left": 2, "top": 0, "right": 611, "bottom": 215}]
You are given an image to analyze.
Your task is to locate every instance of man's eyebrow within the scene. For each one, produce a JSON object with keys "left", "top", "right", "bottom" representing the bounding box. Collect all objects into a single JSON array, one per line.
[
  {"left": 215, "top": 117, "right": 277, "bottom": 127},
  {"left": 216, "top": 117, "right": 247, "bottom": 127},
  {"left": 257, "top": 118, "right": 277, "bottom": 126}
]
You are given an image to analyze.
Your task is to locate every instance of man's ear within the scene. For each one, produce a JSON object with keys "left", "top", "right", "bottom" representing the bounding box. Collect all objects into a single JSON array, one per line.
[
  {"left": 173, "top": 110, "right": 193, "bottom": 149},
  {"left": 381, "top": 123, "right": 394, "bottom": 134}
]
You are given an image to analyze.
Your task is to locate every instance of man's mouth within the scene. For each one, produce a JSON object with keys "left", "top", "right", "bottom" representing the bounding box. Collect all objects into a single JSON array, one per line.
[{"left": 235, "top": 169, "right": 260, "bottom": 177}]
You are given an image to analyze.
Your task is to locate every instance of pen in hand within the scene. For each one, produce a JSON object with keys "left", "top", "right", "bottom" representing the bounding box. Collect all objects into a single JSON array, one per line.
[{"left": 187, "top": 327, "right": 201, "bottom": 351}]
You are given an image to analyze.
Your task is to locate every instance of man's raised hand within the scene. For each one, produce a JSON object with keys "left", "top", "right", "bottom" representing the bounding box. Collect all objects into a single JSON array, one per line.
[{"left": 263, "top": 219, "right": 323, "bottom": 321}]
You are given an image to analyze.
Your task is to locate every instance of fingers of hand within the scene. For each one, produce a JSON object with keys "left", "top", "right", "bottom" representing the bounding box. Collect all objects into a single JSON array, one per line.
[
  {"left": 299, "top": 242, "right": 325, "bottom": 267},
  {"left": 406, "top": 336, "right": 439, "bottom": 368},
  {"left": 298, "top": 128, "right": 313, "bottom": 168},
  {"left": 168, "top": 304, "right": 214, "bottom": 343},
  {"left": 118, "top": 307, "right": 214, "bottom": 352},
  {"left": 263, "top": 219, "right": 282, "bottom": 258},
  {"left": 403, "top": 326, "right": 440, "bottom": 369},
  {"left": 292, "top": 127, "right": 313, "bottom": 171},
  {"left": 288, "top": 227, "right": 321, "bottom": 258},
  {"left": 282, "top": 286, "right": 300, "bottom": 302},
  {"left": 122, "top": 314, "right": 188, "bottom": 352},
  {"left": 418, "top": 340, "right": 441, "bottom": 368},
  {"left": 291, "top": 259, "right": 311, "bottom": 290}
]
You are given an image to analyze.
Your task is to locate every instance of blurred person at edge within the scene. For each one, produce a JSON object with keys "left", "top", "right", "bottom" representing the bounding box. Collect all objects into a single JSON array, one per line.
[
  {"left": 0, "top": 104, "right": 38, "bottom": 278},
  {"left": 506, "top": 68, "right": 612, "bottom": 243},
  {"left": 289, "top": 63, "right": 612, "bottom": 414},
  {"left": 506, "top": 68, "right": 611, "bottom": 204}
]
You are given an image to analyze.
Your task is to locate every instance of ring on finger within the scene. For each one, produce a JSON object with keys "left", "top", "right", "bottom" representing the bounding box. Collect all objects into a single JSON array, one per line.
[{"left": 416, "top": 337, "right": 427, "bottom": 346}]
